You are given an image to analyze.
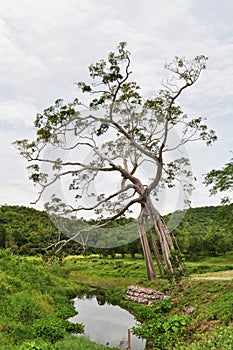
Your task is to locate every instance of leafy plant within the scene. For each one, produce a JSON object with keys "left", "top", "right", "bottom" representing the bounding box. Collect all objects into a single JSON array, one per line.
[
  {"left": 15, "top": 339, "right": 53, "bottom": 350},
  {"left": 179, "top": 327, "right": 233, "bottom": 350},
  {"left": 133, "top": 314, "right": 190, "bottom": 349},
  {"left": 32, "top": 316, "right": 83, "bottom": 343}
]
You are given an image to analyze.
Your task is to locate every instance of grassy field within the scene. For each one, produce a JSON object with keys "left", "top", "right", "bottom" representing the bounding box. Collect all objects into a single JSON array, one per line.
[
  {"left": 62, "top": 252, "right": 233, "bottom": 285},
  {"left": 0, "top": 250, "right": 232, "bottom": 349}
]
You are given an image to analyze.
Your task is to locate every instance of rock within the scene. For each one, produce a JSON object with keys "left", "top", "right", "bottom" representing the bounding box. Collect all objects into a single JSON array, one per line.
[
  {"left": 182, "top": 306, "right": 195, "bottom": 314},
  {"left": 125, "top": 285, "right": 170, "bottom": 305}
]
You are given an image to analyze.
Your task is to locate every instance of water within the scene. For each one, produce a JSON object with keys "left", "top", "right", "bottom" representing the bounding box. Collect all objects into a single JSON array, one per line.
[{"left": 69, "top": 294, "right": 146, "bottom": 349}]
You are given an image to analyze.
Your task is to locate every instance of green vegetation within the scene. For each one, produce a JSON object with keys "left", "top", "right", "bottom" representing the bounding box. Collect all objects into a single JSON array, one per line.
[
  {"left": 169, "top": 204, "right": 233, "bottom": 260},
  {"left": 14, "top": 337, "right": 118, "bottom": 350},
  {"left": 124, "top": 280, "right": 233, "bottom": 349},
  {"left": 0, "top": 205, "right": 82, "bottom": 257},
  {"left": 204, "top": 157, "right": 233, "bottom": 204},
  {"left": 61, "top": 255, "right": 233, "bottom": 349},
  {"left": 0, "top": 249, "right": 115, "bottom": 350},
  {"left": 63, "top": 252, "right": 233, "bottom": 284},
  {"left": 0, "top": 249, "right": 232, "bottom": 349},
  {"left": 0, "top": 203, "right": 232, "bottom": 349},
  {"left": 54, "top": 336, "right": 118, "bottom": 350},
  {"left": 0, "top": 204, "right": 232, "bottom": 261},
  {"left": 52, "top": 255, "right": 233, "bottom": 349}
]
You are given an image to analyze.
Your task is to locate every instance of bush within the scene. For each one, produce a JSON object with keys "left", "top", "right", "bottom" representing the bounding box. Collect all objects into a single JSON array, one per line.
[
  {"left": 133, "top": 313, "right": 190, "bottom": 349},
  {"left": 32, "top": 316, "right": 83, "bottom": 343},
  {"left": 11, "top": 292, "right": 43, "bottom": 323},
  {"left": 4, "top": 320, "right": 31, "bottom": 343}
]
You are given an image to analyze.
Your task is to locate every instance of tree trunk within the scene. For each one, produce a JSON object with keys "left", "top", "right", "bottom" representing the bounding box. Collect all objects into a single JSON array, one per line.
[
  {"left": 145, "top": 216, "right": 164, "bottom": 277},
  {"left": 138, "top": 209, "right": 156, "bottom": 280},
  {"left": 138, "top": 196, "right": 183, "bottom": 280}
]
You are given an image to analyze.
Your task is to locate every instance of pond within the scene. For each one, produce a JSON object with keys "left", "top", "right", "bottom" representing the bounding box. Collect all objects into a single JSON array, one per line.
[{"left": 69, "top": 293, "right": 146, "bottom": 349}]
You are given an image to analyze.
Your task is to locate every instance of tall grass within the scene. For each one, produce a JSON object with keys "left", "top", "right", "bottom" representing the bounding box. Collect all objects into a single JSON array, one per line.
[{"left": 54, "top": 336, "right": 118, "bottom": 350}]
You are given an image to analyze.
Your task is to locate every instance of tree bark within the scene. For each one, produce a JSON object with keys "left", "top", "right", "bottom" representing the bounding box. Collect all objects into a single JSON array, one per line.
[
  {"left": 145, "top": 216, "right": 164, "bottom": 277},
  {"left": 138, "top": 196, "right": 183, "bottom": 280},
  {"left": 138, "top": 210, "right": 156, "bottom": 280}
]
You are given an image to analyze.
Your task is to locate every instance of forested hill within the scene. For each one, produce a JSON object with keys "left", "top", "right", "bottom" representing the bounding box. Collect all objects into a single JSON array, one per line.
[
  {"left": 0, "top": 206, "right": 59, "bottom": 255},
  {"left": 165, "top": 204, "right": 232, "bottom": 259},
  {"left": 0, "top": 204, "right": 232, "bottom": 259}
]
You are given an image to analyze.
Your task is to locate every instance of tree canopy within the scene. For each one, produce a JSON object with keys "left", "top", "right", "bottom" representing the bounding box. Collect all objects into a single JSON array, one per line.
[
  {"left": 204, "top": 157, "right": 233, "bottom": 204},
  {"left": 14, "top": 42, "right": 217, "bottom": 279}
]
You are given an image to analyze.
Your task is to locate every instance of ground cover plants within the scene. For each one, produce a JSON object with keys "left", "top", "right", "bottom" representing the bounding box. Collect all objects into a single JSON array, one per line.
[
  {"left": 0, "top": 249, "right": 232, "bottom": 349},
  {"left": 0, "top": 249, "right": 115, "bottom": 350},
  {"left": 63, "top": 254, "right": 233, "bottom": 349},
  {"left": 63, "top": 252, "right": 233, "bottom": 282}
]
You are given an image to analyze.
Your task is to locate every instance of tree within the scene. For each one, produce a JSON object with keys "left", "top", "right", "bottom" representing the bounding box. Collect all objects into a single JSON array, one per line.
[
  {"left": 14, "top": 42, "right": 217, "bottom": 279},
  {"left": 204, "top": 157, "right": 233, "bottom": 204},
  {"left": 204, "top": 158, "right": 233, "bottom": 242}
]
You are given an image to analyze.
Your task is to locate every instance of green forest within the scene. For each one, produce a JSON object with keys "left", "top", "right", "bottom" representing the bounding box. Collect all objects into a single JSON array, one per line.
[{"left": 0, "top": 204, "right": 232, "bottom": 260}]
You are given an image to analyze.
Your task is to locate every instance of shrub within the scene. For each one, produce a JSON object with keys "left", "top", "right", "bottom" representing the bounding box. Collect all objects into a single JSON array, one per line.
[
  {"left": 32, "top": 316, "right": 83, "bottom": 343},
  {"left": 11, "top": 292, "right": 43, "bottom": 323},
  {"left": 133, "top": 314, "right": 190, "bottom": 349}
]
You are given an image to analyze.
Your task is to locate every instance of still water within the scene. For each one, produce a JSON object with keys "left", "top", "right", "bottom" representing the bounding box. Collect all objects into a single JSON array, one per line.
[{"left": 69, "top": 294, "right": 146, "bottom": 349}]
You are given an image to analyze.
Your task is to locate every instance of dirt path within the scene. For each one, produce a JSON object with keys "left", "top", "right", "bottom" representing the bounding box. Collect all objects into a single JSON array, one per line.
[
  {"left": 192, "top": 270, "right": 233, "bottom": 280},
  {"left": 192, "top": 276, "right": 232, "bottom": 280}
]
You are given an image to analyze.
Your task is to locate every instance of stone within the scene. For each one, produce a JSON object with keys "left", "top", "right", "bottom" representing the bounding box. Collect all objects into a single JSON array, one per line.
[{"left": 125, "top": 285, "right": 170, "bottom": 305}]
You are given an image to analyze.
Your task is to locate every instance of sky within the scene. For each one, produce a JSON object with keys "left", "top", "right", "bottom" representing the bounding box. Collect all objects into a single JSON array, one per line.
[{"left": 0, "top": 0, "right": 232, "bottom": 214}]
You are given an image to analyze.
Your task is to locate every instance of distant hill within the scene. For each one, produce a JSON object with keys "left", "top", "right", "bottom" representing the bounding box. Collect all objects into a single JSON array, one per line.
[
  {"left": 0, "top": 205, "right": 58, "bottom": 255},
  {"left": 0, "top": 204, "right": 232, "bottom": 259},
  {"left": 165, "top": 204, "right": 232, "bottom": 259}
]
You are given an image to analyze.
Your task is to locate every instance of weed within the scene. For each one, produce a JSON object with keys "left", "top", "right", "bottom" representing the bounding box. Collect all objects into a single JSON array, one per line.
[
  {"left": 31, "top": 316, "right": 83, "bottom": 343},
  {"left": 14, "top": 339, "right": 53, "bottom": 350}
]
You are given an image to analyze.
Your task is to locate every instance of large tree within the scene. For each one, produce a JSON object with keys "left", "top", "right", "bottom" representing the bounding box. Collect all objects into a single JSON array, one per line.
[{"left": 15, "top": 42, "right": 217, "bottom": 279}]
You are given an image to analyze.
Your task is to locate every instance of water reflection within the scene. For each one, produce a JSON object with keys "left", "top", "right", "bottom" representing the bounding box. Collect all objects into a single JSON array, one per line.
[{"left": 69, "top": 294, "right": 146, "bottom": 349}]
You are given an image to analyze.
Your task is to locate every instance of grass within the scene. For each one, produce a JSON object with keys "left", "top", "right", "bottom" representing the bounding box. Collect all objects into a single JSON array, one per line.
[
  {"left": 0, "top": 250, "right": 93, "bottom": 349},
  {"left": 118, "top": 278, "right": 233, "bottom": 349},
  {"left": 62, "top": 252, "right": 233, "bottom": 285},
  {"left": 187, "top": 251, "right": 233, "bottom": 269},
  {"left": 61, "top": 253, "right": 233, "bottom": 349},
  {"left": 54, "top": 335, "right": 118, "bottom": 350},
  {"left": 62, "top": 255, "right": 148, "bottom": 287},
  {"left": 13, "top": 336, "right": 119, "bottom": 350},
  {"left": 192, "top": 270, "right": 233, "bottom": 279},
  {"left": 69, "top": 273, "right": 137, "bottom": 289},
  {"left": 1, "top": 250, "right": 233, "bottom": 349}
]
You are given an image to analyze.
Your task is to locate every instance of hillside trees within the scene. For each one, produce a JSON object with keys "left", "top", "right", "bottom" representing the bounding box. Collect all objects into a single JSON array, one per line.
[
  {"left": 169, "top": 205, "right": 233, "bottom": 259},
  {"left": 0, "top": 206, "right": 58, "bottom": 255},
  {"left": 14, "top": 42, "right": 217, "bottom": 279}
]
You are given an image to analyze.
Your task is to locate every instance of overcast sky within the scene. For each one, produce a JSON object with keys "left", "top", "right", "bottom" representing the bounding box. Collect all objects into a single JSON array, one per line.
[{"left": 0, "top": 0, "right": 232, "bottom": 214}]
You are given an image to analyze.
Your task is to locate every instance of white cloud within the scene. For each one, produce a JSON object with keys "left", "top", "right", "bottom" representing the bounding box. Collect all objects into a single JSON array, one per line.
[
  {"left": 0, "top": 0, "right": 232, "bottom": 211},
  {"left": 0, "top": 100, "right": 38, "bottom": 126}
]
